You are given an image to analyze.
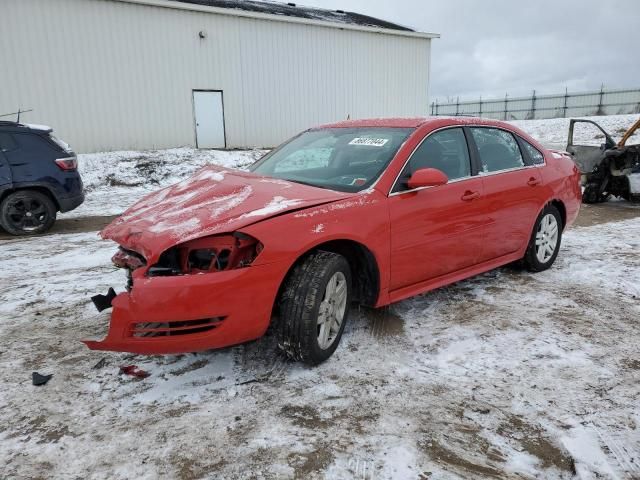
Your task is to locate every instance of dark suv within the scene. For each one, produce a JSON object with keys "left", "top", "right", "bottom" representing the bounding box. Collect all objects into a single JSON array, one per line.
[{"left": 0, "top": 122, "right": 84, "bottom": 235}]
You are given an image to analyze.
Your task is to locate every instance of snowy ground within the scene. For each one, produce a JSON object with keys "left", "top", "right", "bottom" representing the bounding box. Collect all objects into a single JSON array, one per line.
[{"left": 1, "top": 114, "right": 640, "bottom": 479}]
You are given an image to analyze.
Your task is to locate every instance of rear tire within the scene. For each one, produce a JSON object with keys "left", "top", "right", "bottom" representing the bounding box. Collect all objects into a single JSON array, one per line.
[
  {"left": 277, "top": 251, "right": 352, "bottom": 365},
  {"left": 522, "top": 205, "right": 563, "bottom": 272},
  {"left": 582, "top": 184, "right": 609, "bottom": 204},
  {"left": 0, "top": 190, "right": 57, "bottom": 236}
]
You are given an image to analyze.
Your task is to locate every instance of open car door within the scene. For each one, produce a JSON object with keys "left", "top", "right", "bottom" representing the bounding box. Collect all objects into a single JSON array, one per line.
[{"left": 566, "top": 119, "right": 616, "bottom": 175}]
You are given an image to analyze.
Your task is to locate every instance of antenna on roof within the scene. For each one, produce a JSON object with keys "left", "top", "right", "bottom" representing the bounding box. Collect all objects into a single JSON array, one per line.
[{"left": 0, "top": 108, "right": 33, "bottom": 123}]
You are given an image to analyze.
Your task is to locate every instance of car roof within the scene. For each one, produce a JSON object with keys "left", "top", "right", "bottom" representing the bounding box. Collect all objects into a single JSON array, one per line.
[
  {"left": 0, "top": 121, "right": 52, "bottom": 133},
  {"left": 314, "top": 116, "right": 517, "bottom": 130}
]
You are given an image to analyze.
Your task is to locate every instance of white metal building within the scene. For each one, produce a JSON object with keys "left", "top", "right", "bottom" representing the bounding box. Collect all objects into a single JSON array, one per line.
[{"left": 1, "top": 0, "right": 438, "bottom": 153}]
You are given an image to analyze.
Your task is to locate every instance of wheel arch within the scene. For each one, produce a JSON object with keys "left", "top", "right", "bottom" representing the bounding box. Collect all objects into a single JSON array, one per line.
[
  {"left": 274, "top": 238, "right": 381, "bottom": 313},
  {"left": 0, "top": 186, "right": 60, "bottom": 211},
  {"left": 549, "top": 199, "right": 567, "bottom": 230}
]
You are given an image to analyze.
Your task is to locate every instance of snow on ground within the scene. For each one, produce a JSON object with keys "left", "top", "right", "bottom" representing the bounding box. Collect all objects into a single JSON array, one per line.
[
  {"left": 1, "top": 217, "right": 639, "bottom": 479},
  {"left": 2, "top": 115, "right": 640, "bottom": 478}
]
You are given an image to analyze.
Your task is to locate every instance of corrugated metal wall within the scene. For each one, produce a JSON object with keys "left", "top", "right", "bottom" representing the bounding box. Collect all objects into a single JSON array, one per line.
[{"left": 0, "top": 0, "right": 432, "bottom": 152}]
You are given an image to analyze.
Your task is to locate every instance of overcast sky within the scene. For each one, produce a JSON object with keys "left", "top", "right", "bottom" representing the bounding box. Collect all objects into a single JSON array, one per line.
[{"left": 299, "top": 0, "right": 640, "bottom": 102}]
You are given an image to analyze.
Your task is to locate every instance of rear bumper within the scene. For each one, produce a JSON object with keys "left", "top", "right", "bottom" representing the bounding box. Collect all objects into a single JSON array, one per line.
[
  {"left": 58, "top": 190, "right": 85, "bottom": 212},
  {"left": 83, "top": 260, "right": 287, "bottom": 355}
]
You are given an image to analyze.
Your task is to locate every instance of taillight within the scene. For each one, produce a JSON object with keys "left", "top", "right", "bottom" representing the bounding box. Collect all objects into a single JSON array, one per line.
[{"left": 55, "top": 156, "right": 78, "bottom": 171}]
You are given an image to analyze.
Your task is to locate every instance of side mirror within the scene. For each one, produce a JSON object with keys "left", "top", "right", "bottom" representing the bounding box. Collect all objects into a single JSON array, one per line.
[{"left": 407, "top": 168, "right": 448, "bottom": 189}]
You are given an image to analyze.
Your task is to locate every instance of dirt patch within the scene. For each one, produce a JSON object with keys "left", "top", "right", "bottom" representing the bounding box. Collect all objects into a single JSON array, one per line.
[
  {"left": 0, "top": 215, "right": 117, "bottom": 239},
  {"left": 169, "top": 359, "right": 210, "bottom": 376},
  {"left": 622, "top": 358, "right": 640, "bottom": 370},
  {"left": 280, "top": 405, "right": 328, "bottom": 430},
  {"left": 573, "top": 202, "right": 640, "bottom": 228},
  {"left": 418, "top": 436, "right": 504, "bottom": 478},
  {"left": 11, "top": 414, "right": 80, "bottom": 444},
  {"left": 497, "top": 416, "right": 576, "bottom": 473},
  {"left": 365, "top": 307, "right": 405, "bottom": 338},
  {"left": 170, "top": 455, "right": 227, "bottom": 480},
  {"left": 287, "top": 444, "right": 335, "bottom": 478}
]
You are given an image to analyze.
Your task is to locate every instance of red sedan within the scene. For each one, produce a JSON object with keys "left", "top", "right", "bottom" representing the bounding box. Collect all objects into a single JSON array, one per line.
[{"left": 85, "top": 117, "right": 581, "bottom": 364}]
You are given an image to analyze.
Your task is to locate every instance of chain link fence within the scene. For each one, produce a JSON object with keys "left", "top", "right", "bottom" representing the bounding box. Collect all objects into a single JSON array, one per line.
[{"left": 431, "top": 87, "right": 640, "bottom": 120}]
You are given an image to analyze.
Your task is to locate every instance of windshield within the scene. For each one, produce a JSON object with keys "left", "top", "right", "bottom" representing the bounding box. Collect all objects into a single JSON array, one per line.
[{"left": 250, "top": 127, "right": 413, "bottom": 192}]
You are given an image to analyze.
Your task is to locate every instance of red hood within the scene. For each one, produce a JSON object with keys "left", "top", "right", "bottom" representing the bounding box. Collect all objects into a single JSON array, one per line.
[{"left": 101, "top": 166, "right": 352, "bottom": 262}]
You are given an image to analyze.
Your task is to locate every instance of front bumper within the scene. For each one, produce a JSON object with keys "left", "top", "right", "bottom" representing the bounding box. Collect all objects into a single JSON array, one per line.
[{"left": 83, "top": 260, "right": 287, "bottom": 355}]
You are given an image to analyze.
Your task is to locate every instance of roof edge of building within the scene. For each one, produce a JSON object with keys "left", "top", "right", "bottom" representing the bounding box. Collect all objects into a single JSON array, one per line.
[{"left": 108, "top": 0, "right": 440, "bottom": 39}]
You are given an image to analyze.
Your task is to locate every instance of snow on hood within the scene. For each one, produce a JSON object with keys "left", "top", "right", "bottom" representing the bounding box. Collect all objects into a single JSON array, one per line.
[{"left": 101, "top": 165, "right": 351, "bottom": 261}]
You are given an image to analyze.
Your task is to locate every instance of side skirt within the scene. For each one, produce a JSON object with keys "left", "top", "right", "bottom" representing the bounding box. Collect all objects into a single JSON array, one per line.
[{"left": 386, "top": 250, "right": 526, "bottom": 305}]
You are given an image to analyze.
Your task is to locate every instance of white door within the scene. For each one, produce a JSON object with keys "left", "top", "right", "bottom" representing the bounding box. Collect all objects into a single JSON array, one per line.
[{"left": 193, "top": 90, "right": 226, "bottom": 148}]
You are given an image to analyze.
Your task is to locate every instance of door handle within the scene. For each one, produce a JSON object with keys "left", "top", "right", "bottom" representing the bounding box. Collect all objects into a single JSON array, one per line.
[
  {"left": 461, "top": 190, "right": 480, "bottom": 201},
  {"left": 527, "top": 177, "right": 541, "bottom": 186}
]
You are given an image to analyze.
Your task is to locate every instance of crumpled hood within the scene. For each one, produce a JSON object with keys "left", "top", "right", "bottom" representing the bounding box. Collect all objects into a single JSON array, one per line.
[{"left": 101, "top": 166, "right": 351, "bottom": 262}]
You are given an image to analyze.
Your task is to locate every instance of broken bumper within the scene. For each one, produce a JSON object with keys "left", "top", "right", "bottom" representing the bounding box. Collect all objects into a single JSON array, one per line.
[{"left": 83, "top": 261, "right": 287, "bottom": 355}]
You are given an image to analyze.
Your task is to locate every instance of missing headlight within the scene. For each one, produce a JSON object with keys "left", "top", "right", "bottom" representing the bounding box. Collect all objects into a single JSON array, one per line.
[{"left": 148, "top": 233, "right": 262, "bottom": 277}]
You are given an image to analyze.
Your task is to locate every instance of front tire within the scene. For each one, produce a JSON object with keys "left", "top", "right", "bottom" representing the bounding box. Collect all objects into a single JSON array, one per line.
[
  {"left": 278, "top": 251, "right": 352, "bottom": 365},
  {"left": 522, "top": 205, "right": 563, "bottom": 272},
  {"left": 0, "top": 190, "right": 57, "bottom": 236}
]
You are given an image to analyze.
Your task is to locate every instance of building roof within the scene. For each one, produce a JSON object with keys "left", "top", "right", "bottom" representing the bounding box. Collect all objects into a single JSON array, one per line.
[
  {"left": 114, "top": 0, "right": 439, "bottom": 38},
  {"left": 172, "top": 0, "right": 414, "bottom": 31}
]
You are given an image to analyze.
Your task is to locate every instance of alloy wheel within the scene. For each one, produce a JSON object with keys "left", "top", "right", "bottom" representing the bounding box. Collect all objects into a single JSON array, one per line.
[
  {"left": 6, "top": 198, "right": 49, "bottom": 232},
  {"left": 317, "top": 271, "right": 348, "bottom": 350},
  {"left": 535, "top": 213, "right": 559, "bottom": 263}
]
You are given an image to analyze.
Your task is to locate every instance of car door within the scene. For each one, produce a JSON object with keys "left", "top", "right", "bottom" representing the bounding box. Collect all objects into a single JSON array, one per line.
[
  {"left": 566, "top": 119, "right": 615, "bottom": 174},
  {"left": 468, "top": 127, "right": 545, "bottom": 261},
  {"left": 0, "top": 133, "right": 15, "bottom": 188},
  {"left": 388, "top": 127, "right": 487, "bottom": 291}
]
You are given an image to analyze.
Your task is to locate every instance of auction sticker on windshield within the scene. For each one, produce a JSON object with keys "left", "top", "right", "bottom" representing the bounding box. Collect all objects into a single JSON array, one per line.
[{"left": 348, "top": 137, "right": 389, "bottom": 147}]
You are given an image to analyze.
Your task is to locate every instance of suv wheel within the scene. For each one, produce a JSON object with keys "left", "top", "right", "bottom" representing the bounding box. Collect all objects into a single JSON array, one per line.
[
  {"left": 0, "top": 190, "right": 57, "bottom": 235},
  {"left": 278, "top": 251, "right": 352, "bottom": 365}
]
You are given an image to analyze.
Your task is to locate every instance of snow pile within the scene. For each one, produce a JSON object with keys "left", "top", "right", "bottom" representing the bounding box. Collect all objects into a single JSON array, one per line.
[
  {"left": 71, "top": 147, "right": 266, "bottom": 217},
  {"left": 511, "top": 113, "right": 640, "bottom": 149}
]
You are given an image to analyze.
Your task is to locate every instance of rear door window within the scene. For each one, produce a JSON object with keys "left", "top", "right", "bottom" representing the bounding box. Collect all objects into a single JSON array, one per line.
[
  {"left": 471, "top": 128, "right": 525, "bottom": 173},
  {"left": 520, "top": 139, "right": 544, "bottom": 165}
]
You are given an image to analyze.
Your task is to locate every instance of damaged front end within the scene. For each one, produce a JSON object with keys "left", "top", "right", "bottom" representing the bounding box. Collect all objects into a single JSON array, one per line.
[
  {"left": 83, "top": 233, "right": 282, "bottom": 355},
  {"left": 567, "top": 118, "right": 640, "bottom": 203}
]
